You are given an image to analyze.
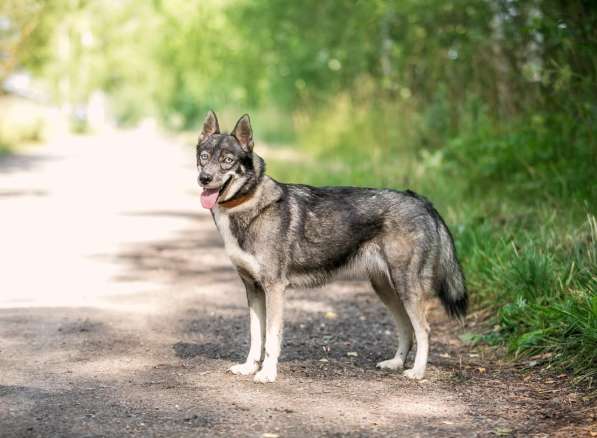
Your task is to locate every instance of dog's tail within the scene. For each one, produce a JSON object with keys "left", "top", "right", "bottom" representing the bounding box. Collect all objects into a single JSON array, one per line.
[{"left": 435, "top": 213, "right": 468, "bottom": 319}]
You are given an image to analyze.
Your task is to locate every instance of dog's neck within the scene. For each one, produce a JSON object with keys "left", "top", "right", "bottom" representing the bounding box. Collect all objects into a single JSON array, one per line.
[{"left": 216, "top": 154, "right": 283, "bottom": 215}]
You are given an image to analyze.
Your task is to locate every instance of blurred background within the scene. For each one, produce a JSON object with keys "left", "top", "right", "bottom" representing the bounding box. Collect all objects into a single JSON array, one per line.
[{"left": 0, "top": 0, "right": 595, "bottom": 382}]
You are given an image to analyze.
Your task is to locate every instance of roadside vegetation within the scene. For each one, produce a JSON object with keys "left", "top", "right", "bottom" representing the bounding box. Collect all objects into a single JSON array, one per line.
[
  {"left": 0, "top": 96, "right": 46, "bottom": 153},
  {"left": 3, "top": 0, "right": 595, "bottom": 384}
]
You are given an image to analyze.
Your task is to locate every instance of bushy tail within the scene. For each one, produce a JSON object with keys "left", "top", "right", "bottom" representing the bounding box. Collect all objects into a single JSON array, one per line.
[{"left": 436, "top": 217, "right": 468, "bottom": 319}]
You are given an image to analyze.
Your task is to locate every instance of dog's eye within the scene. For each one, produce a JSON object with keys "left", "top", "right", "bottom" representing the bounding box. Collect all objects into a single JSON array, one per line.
[
  {"left": 223, "top": 157, "right": 234, "bottom": 165},
  {"left": 200, "top": 153, "right": 209, "bottom": 161}
]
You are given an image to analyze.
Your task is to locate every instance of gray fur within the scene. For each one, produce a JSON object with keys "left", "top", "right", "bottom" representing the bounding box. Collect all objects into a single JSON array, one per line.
[{"left": 196, "top": 111, "right": 468, "bottom": 383}]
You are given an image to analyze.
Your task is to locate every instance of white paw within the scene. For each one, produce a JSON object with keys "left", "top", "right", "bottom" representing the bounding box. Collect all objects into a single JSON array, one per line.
[
  {"left": 253, "top": 366, "right": 277, "bottom": 383},
  {"left": 228, "top": 362, "right": 259, "bottom": 376},
  {"left": 376, "top": 358, "right": 404, "bottom": 370},
  {"left": 403, "top": 368, "right": 425, "bottom": 380}
]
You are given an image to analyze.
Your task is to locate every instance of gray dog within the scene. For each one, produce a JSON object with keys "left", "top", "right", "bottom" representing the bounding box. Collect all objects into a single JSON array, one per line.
[{"left": 196, "top": 111, "right": 467, "bottom": 383}]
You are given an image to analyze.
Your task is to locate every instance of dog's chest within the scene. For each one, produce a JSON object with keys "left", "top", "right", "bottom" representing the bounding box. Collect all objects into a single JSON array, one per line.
[{"left": 213, "top": 209, "right": 260, "bottom": 277}]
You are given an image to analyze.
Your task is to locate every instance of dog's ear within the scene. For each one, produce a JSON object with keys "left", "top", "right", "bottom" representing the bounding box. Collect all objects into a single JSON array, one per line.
[
  {"left": 198, "top": 110, "right": 220, "bottom": 143},
  {"left": 232, "top": 114, "right": 253, "bottom": 152}
]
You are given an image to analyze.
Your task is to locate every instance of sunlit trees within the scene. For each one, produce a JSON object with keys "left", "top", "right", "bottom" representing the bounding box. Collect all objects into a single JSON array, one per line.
[{"left": 2, "top": 0, "right": 595, "bottom": 130}]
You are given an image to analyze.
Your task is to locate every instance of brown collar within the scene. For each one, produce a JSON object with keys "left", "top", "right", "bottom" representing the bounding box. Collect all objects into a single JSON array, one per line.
[{"left": 218, "top": 190, "right": 255, "bottom": 209}]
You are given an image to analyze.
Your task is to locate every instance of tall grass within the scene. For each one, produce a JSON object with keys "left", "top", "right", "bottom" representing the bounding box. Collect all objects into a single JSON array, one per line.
[{"left": 265, "top": 99, "right": 596, "bottom": 384}]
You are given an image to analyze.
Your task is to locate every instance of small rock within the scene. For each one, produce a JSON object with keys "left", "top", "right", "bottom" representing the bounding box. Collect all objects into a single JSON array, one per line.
[{"left": 324, "top": 311, "right": 337, "bottom": 320}]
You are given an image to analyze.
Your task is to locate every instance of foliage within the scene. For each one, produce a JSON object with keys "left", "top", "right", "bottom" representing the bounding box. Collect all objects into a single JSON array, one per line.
[{"left": 0, "top": 96, "right": 45, "bottom": 151}]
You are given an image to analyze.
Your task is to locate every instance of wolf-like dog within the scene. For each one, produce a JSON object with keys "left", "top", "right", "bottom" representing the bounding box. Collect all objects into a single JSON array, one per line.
[{"left": 196, "top": 110, "right": 467, "bottom": 383}]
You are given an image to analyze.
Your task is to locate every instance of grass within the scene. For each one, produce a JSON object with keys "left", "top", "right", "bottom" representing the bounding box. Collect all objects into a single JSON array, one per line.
[
  {"left": 463, "top": 214, "right": 596, "bottom": 383},
  {"left": 264, "top": 100, "right": 597, "bottom": 386}
]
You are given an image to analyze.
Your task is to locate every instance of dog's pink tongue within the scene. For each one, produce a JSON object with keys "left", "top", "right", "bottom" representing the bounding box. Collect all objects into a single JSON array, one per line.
[{"left": 200, "top": 188, "right": 220, "bottom": 209}]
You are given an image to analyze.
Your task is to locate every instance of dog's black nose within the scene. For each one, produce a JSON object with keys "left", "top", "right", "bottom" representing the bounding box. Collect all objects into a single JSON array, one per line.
[{"left": 199, "top": 173, "right": 213, "bottom": 185}]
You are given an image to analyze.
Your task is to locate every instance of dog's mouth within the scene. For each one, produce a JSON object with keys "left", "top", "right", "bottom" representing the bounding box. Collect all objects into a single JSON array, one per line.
[{"left": 200, "top": 177, "right": 232, "bottom": 209}]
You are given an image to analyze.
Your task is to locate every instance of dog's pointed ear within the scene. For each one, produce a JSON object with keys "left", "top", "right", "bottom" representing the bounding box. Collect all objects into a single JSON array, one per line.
[
  {"left": 232, "top": 114, "right": 253, "bottom": 152},
  {"left": 198, "top": 110, "right": 220, "bottom": 143}
]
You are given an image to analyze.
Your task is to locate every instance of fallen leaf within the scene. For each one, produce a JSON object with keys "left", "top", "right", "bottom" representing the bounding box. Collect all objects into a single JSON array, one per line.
[
  {"left": 319, "top": 358, "right": 329, "bottom": 363},
  {"left": 478, "top": 367, "right": 486, "bottom": 374},
  {"left": 347, "top": 352, "right": 358, "bottom": 357},
  {"left": 324, "top": 311, "right": 337, "bottom": 320},
  {"left": 262, "top": 434, "right": 279, "bottom": 438}
]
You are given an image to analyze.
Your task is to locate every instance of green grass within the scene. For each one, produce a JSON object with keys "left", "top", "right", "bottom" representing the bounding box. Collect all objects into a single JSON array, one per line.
[
  {"left": 265, "top": 103, "right": 597, "bottom": 385},
  {"left": 461, "top": 214, "right": 596, "bottom": 383}
]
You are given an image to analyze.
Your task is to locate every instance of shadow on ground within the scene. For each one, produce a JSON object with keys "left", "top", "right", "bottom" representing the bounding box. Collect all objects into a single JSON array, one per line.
[{"left": 0, "top": 151, "right": 59, "bottom": 174}]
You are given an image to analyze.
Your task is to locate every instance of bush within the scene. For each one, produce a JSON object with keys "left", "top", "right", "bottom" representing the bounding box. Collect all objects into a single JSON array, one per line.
[{"left": 0, "top": 96, "right": 46, "bottom": 152}]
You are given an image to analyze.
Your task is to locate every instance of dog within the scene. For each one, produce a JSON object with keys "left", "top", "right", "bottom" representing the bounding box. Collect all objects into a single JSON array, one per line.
[{"left": 196, "top": 110, "right": 467, "bottom": 383}]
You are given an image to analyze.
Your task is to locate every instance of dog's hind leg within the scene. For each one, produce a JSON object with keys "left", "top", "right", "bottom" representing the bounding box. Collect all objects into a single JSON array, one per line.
[
  {"left": 400, "top": 278, "right": 430, "bottom": 380},
  {"left": 229, "top": 277, "right": 265, "bottom": 376},
  {"left": 370, "top": 274, "right": 413, "bottom": 370}
]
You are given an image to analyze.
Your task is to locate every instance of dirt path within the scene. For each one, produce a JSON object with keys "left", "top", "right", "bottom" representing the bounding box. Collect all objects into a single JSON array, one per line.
[{"left": 0, "top": 129, "right": 593, "bottom": 437}]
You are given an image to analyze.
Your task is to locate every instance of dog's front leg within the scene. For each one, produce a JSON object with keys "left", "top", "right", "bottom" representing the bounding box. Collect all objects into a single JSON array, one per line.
[
  {"left": 254, "top": 282, "right": 285, "bottom": 383},
  {"left": 229, "top": 278, "right": 265, "bottom": 376}
]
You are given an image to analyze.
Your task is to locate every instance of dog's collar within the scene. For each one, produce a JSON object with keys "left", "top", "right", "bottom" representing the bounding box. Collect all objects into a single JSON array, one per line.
[{"left": 218, "top": 189, "right": 255, "bottom": 209}]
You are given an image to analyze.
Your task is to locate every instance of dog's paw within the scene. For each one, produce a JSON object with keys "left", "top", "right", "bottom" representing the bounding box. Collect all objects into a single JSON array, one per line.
[
  {"left": 253, "top": 367, "right": 277, "bottom": 384},
  {"left": 376, "top": 358, "right": 404, "bottom": 370},
  {"left": 228, "top": 362, "right": 259, "bottom": 376},
  {"left": 403, "top": 368, "right": 425, "bottom": 380}
]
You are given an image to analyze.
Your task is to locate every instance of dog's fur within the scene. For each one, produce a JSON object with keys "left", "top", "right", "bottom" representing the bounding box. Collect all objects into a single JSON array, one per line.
[{"left": 196, "top": 111, "right": 468, "bottom": 383}]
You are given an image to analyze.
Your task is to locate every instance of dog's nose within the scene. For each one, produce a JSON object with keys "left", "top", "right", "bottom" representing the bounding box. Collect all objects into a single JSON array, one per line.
[{"left": 199, "top": 173, "right": 213, "bottom": 185}]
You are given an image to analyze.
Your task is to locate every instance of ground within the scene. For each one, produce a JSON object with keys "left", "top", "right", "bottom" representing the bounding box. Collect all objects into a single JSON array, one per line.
[{"left": 0, "top": 128, "right": 594, "bottom": 437}]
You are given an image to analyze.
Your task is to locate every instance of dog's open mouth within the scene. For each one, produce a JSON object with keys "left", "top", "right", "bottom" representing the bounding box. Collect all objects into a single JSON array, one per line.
[{"left": 200, "top": 177, "right": 232, "bottom": 209}]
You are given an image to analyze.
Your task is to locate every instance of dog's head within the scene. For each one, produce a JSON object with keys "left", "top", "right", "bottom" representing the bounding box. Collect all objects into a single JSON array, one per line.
[{"left": 196, "top": 110, "right": 263, "bottom": 209}]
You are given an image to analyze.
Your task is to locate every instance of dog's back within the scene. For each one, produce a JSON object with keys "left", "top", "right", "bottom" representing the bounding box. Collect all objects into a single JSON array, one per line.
[{"left": 264, "top": 182, "right": 467, "bottom": 319}]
